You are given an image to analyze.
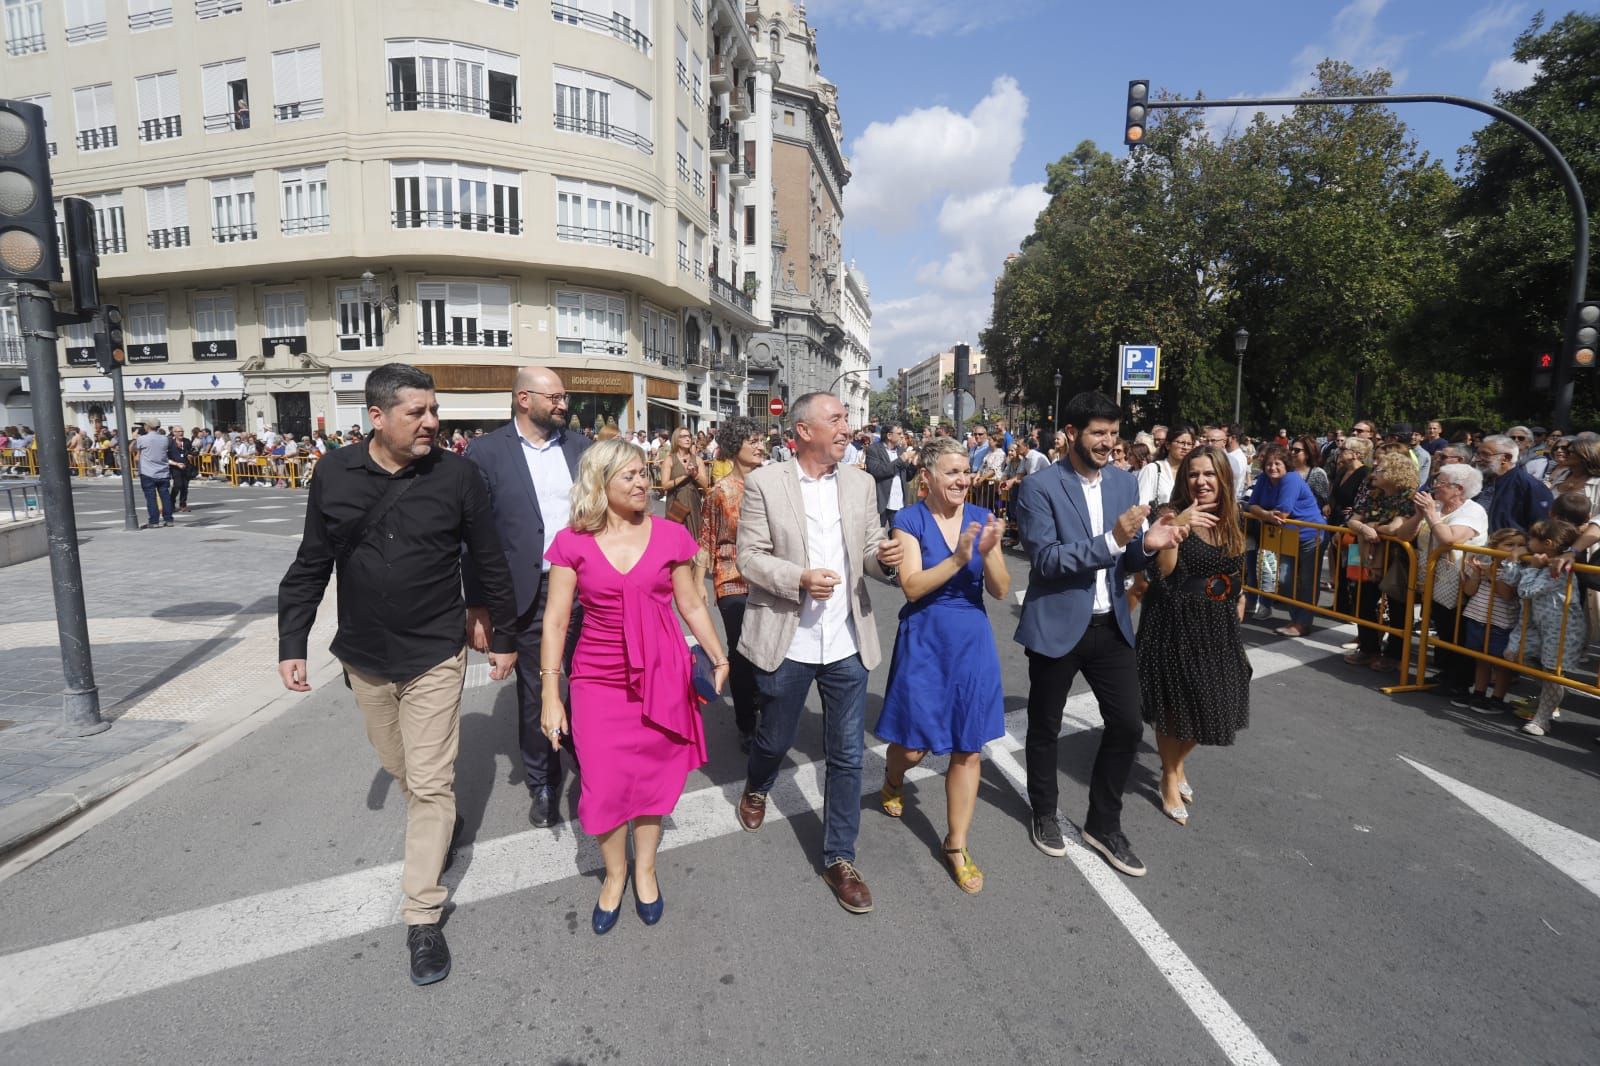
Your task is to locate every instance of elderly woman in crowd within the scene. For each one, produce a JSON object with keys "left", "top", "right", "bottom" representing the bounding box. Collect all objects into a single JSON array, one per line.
[
  {"left": 700, "top": 417, "right": 768, "bottom": 752},
  {"left": 1343, "top": 447, "right": 1420, "bottom": 669},
  {"left": 1246, "top": 443, "right": 1325, "bottom": 637},
  {"left": 875, "top": 436, "right": 1009, "bottom": 894},
  {"left": 540, "top": 440, "right": 730, "bottom": 935},
  {"left": 1394, "top": 463, "right": 1489, "bottom": 700}
]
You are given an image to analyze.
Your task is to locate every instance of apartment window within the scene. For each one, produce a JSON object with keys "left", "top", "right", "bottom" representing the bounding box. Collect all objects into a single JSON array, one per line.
[
  {"left": 553, "top": 67, "right": 652, "bottom": 153},
  {"left": 640, "top": 305, "right": 675, "bottom": 366},
  {"left": 66, "top": 0, "right": 107, "bottom": 43},
  {"left": 690, "top": 0, "right": 702, "bottom": 26},
  {"left": 675, "top": 121, "right": 688, "bottom": 182},
  {"left": 20, "top": 93, "right": 54, "bottom": 156},
  {"left": 135, "top": 71, "right": 182, "bottom": 141},
  {"left": 691, "top": 50, "right": 703, "bottom": 111},
  {"left": 278, "top": 165, "right": 328, "bottom": 236},
  {"left": 783, "top": 109, "right": 795, "bottom": 127},
  {"left": 210, "top": 175, "right": 256, "bottom": 242},
  {"left": 62, "top": 319, "right": 96, "bottom": 366},
  {"left": 555, "top": 289, "right": 626, "bottom": 357},
  {"left": 676, "top": 216, "right": 689, "bottom": 272},
  {"left": 481, "top": 0, "right": 516, "bottom": 7},
  {"left": 692, "top": 140, "right": 705, "bottom": 198},
  {"left": 128, "top": 0, "right": 172, "bottom": 31},
  {"left": 386, "top": 39, "right": 519, "bottom": 123},
  {"left": 271, "top": 45, "right": 324, "bottom": 122},
  {"left": 555, "top": 178, "right": 653, "bottom": 254},
  {"left": 392, "top": 161, "right": 521, "bottom": 234},
  {"left": 674, "top": 27, "right": 688, "bottom": 90},
  {"left": 195, "top": 0, "right": 242, "bottom": 19},
  {"left": 744, "top": 205, "right": 755, "bottom": 246},
  {"left": 417, "top": 282, "right": 511, "bottom": 348},
  {"left": 550, "top": 0, "right": 651, "bottom": 56},
  {"left": 72, "top": 84, "right": 117, "bottom": 152},
  {"left": 145, "top": 183, "right": 190, "bottom": 248},
  {"left": 192, "top": 295, "right": 235, "bottom": 341},
  {"left": 125, "top": 297, "right": 168, "bottom": 360},
  {"left": 336, "top": 286, "right": 384, "bottom": 351},
  {"left": 201, "top": 59, "right": 249, "bottom": 132},
  {"left": 4, "top": 0, "right": 45, "bottom": 55},
  {"left": 263, "top": 290, "right": 307, "bottom": 337},
  {"left": 85, "top": 192, "right": 127, "bottom": 254}
]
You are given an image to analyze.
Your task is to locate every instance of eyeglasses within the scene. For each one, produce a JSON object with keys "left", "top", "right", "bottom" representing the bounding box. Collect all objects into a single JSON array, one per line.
[
  {"left": 1511, "top": 435, "right": 1530, "bottom": 442},
  {"left": 519, "top": 390, "right": 569, "bottom": 405},
  {"left": 1289, "top": 447, "right": 1305, "bottom": 453}
]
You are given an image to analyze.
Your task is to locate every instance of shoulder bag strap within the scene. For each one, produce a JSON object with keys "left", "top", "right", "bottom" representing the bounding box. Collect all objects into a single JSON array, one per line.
[{"left": 335, "top": 475, "right": 418, "bottom": 570}]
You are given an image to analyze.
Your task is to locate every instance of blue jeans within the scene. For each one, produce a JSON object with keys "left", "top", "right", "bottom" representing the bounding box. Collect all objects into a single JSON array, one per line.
[
  {"left": 139, "top": 474, "right": 172, "bottom": 526},
  {"left": 745, "top": 654, "right": 869, "bottom": 867},
  {"left": 1277, "top": 535, "right": 1321, "bottom": 628}
]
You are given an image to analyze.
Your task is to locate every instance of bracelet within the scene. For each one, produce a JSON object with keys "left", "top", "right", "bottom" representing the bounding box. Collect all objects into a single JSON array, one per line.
[
  {"left": 710, "top": 659, "right": 728, "bottom": 668},
  {"left": 539, "top": 668, "right": 562, "bottom": 677}
]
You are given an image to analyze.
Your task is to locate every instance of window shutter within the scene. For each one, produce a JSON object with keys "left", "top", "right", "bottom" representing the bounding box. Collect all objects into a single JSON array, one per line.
[
  {"left": 145, "top": 185, "right": 168, "bottom": 232},
  {"left": 480, "top": 285, "right": 510, "bottom": 333},
  {"left": 299, "top": 47, "right": 323, "bottom": 108},
  {"left": 201, "top": 64, "right": 229, "bottom": 117},
  {"left": 272, "top": 50, "right": 299, "bottom": 110},
  {"left": 136, "top": 75, "right": 159, "bottom": 122}
]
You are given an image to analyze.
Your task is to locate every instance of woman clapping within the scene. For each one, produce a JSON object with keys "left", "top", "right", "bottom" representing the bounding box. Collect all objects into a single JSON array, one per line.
[{"left": 874, "top": 436, "right": 1010, "bottom": 893}]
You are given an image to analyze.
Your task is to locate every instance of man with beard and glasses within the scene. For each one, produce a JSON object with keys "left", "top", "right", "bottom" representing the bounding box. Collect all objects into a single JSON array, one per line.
[
  {"left": 278, "top": 362, "right": 519, "bottom": 986},
  {"left": 1012, "top": 391, "right": 1212, "bottom": 878},
  {"left": 463, "top": 366, "right": 591, "bottom": 830}
]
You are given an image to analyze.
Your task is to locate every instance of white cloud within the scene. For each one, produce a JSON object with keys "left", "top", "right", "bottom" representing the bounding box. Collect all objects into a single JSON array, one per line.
[
  {"left": 801, "top": 0, "right": 1031, "bottom": 36},
  {"left": 1442, "top": 2, "right": 1526, "bottom": 52},
  {"left": 846, "top": 76, "right": 1029, "bottom": 232},
  {"left": 913, "top": 183, "right": 1049, "bottom": 293},
  {"left": 869, "top": 291, "right": 991, "bottom": 380},
  {"left": 1482, "top": 55, "right": 1540, "bottom": 95}
]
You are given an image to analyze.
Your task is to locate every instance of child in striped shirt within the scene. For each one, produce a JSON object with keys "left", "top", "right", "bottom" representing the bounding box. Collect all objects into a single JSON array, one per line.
[{"left": 1454, "top": 528, "right": 1525, "bottom": 714}]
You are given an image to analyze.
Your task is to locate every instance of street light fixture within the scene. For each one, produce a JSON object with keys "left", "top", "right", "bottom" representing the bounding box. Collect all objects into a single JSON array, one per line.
[
  {"left": 1052, "top": 370, "right": 1063, "bottom": 433},
  {"left": 1232, "top": 328, "right": 1249, "bottom": 425}
]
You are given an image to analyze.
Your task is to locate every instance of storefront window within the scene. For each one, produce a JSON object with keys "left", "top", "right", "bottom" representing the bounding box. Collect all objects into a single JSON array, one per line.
[{"left": 564, "top": 391, "right": 628, "bottom": 433}]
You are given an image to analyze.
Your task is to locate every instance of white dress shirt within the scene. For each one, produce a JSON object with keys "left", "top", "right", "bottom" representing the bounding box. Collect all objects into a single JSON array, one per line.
[
  {"left": 517, "top": 423, "right": 574, "bottom": 571},
  {"left": 887, "top": 458, "right": 905, "bottom": 511},
  {"left": 1075, "top": 467, "right": 1127, "bottom": 615},
  {"left": 789, "top": 463, "right": 859, "bottom": 665}
]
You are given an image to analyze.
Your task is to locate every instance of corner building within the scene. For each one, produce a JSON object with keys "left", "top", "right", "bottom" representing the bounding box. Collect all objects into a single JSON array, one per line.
[{"left": 0, "top": 0, "right": 775, "bottom": 437}]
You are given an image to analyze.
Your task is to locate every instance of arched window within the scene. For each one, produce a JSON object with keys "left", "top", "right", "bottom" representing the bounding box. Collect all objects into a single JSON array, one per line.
[
  {"left": 684, "top": 316, "right": 702, "bottom": 361},
  {"left": 710, "top": 326, "right": 722, "bottom": 355},
  {"left": 769, "top": 28, "right": 781, "bottom": 54}
]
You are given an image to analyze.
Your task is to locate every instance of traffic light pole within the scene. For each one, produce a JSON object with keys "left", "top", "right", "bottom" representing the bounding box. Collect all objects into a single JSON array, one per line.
[
  {"left": 109, "top": 364, "right": 138, "bottom": 531},
  {"left": 13, "top": 281, "right": 108, "bottom": 736},
  {"left": 1137, "top": 90, "right": 1590, "bottom": 429}
]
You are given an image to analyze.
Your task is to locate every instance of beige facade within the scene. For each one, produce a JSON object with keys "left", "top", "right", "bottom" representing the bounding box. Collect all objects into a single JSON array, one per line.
[
  {"left": 0, "top": 0, "right": 769, "bottom": 437},
  {"left": 904, "top": 344, "right": 986, "bottom": 425}
]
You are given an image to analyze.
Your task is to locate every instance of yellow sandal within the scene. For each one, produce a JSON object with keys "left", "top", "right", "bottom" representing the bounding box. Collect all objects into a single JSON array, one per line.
[
  {"left": 880, "top": 777, "right": 904, "bottom": 818},
  {"left": 944, "top": 845, "right": 984, "bottom": 894}
]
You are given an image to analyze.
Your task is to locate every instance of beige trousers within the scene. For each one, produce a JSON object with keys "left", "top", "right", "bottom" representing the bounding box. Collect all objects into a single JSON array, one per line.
[{"left": 343, "top": 649, "right": 467, "bottom": 925}]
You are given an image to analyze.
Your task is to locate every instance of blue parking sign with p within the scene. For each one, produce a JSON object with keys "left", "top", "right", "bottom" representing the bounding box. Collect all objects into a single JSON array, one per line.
[{"left": 1119, "top": 344, "right": 1160, "bottom": 390}]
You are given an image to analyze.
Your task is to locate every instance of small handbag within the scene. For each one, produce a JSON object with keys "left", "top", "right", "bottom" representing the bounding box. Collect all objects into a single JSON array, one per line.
[{"left": 690, "top": 645, "right": 721, "bottom": 705}]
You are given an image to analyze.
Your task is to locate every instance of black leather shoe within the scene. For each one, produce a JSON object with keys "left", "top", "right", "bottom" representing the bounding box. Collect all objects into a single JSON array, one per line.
[
  {"left": 529, "top": 786, "right": 559, "bottom": 828},
  {"left": 1082, "top": 828, "right": 1148, "bottom": 877},
  {"left": 1030, "top": 814, "right": 1067, "bottom": 857},
  {"left": 405, "top": 923, "right": 451, "bottom": 986}
]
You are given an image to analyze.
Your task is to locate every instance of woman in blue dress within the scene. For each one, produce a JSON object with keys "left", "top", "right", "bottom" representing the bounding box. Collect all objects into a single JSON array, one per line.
[{"left": 875, "top": 436, "right": 1010, "bottom": 894}]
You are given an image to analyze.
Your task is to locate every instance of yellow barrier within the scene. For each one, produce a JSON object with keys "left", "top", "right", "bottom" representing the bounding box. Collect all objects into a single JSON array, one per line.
[
  {"left": 1244, "top": 515, "right": 1421, "bottom": 687},
  {"left": 1386, "top": 542, "right": 1600, "bottom": 701}
]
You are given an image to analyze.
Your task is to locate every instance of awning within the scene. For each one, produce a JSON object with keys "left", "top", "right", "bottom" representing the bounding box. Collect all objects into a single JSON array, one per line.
[
  {"left": 435, "top": 392, "right": 512, "bottom": 422},
  {"left": 647, "top": 397, "right": 692, "bottom": 412}
]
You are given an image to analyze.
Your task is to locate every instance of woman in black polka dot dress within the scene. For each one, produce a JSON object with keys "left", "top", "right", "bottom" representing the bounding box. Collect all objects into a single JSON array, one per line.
[{"left": 1137, "top": 445, "right": 1253, "bottom": 826}]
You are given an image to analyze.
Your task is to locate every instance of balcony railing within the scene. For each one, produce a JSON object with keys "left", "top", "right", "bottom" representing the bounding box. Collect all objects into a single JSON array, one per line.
[
  {"left": 693, "top": 259, "right": 705, "bottom": 281},
  {"left": 691, "top": 0, "right": 703, "bottom": 25},
  {"left": 392, "top": 209, "right": 523, "bottom": 234},
  {"left": 709, "top": 123, "right": 734, "bottom": 153},
  {"left": 129, "top": 6, "right": 174, "bottom": 31},
  {"left": 692, "top": 173, "right": 705, "bottom": 198},
  {"left": 65, "top": 20, "right": 108, "bottom": 43},
  {"left": 203, "top": 111, "right": 248, "bottom": 133},
  {"left": 727, "top": 153, "right": 742, "bottom": 177},
  {"left": 565, "top": 338, "right": 628, "bottom": 357},
  {"left": 0, "top": 334, "right": 25, "bottom": 367},
  {"left": 148, "top": 226, "right": 191, "bottom": 249},
  {"left": 196, "top": 0, "right": 243, "bottom": 19},
  {"left": 77, "top": 126, "right": 118, "bottom": 152},
  {"left": 139, "top": 116, "right": 182, "bottom": 141},
  {"left": 5, "top": 33, "right": 45, "bottom": 55},
  {"left": 387, "top": 91, "right": 519, "bottom": 123},
  {"left": 711, "top": 274, "right": 754, "bottom": 315},
  {"left": 676, "top": 154, "right": 689, "bottom": 182},
  {"left": 675, "top": 60, "right": 689, "bottom": 91},
  {"left": 710, "top": 204, "right": 719, "bottom": 225},
  {"left": 549, "top": 1, "right": 651, "bottom": 55},
  {"left": 274, "top": 99, "right": 325, "bottom": 122},
  {"left": 212, "top": 222, "right": 258, "bottom": 243},
  {"left": 552, "top": 113, "right": 651, "bottom": 152},
  {"left": 282, "top": 215, "right": 330, "bottom": 236},
  {"left": 418, "top": 329, "right": 511, "bottom": 349},
  {"left": 555, "top": 223, "right": 654, "bottom": 254},
  {"left": 677, "top": 250, "right": 690, "bottom": 272},
  {"left": 97, "top": 234, "right": 128, "bottom": 254}
]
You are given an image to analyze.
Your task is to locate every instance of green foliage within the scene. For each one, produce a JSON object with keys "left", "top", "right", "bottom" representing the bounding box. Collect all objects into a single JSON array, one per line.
[{"left": 985, "top": 14, "right": 1600, "bottom": 432}]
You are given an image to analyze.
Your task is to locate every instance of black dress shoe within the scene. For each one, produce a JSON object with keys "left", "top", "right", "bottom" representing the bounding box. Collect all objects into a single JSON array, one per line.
[
  {"left": 529, "top": 786, "right": 559, "bottom": 828},
  {"left": 405, "top": 923, "right": 451, "bottom": 986}
]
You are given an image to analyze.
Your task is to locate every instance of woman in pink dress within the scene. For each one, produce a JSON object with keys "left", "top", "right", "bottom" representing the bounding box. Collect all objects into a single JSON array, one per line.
[{"left": 539, "top": 439, "right": 730, "bottom": 935}]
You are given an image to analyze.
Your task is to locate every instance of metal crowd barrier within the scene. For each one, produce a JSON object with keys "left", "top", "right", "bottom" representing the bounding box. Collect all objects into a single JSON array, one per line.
[
  {"left": 1244, "top": 515, "right": 1421, "bottom": 687},
  {"left": 1386, "top": 542, "right": 1600, "bottom": 700}
]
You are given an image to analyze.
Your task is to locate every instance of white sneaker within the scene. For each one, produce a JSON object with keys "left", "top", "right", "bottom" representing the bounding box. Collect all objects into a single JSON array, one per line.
[{"left": 1521, "top": 721, "right": 1547, "bottom": 737}]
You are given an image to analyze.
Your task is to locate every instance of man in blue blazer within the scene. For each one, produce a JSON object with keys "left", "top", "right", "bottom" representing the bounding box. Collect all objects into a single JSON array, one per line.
[
  {"left": 1012, "top": 391, "right": 1207, "bottom": 877},
  {"left": 463, "top": 367, "right": 590, "bottom": 828}
]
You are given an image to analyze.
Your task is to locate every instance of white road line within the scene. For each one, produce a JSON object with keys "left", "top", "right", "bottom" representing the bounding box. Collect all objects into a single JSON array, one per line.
[
  {"left": 1400, "top": 755, "right": 1600, "bottom": 900},
  {"left": 0, "top": 637, "right": 1327, "bottom": 1037},
  {"left": 251, "top": 518, "right": 292, "bottom": 523}
]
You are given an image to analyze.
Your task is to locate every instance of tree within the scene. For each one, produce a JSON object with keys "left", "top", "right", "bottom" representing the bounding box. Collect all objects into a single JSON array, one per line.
[{"left": 868, "top": 382, "right": 900, "bottom": 426}]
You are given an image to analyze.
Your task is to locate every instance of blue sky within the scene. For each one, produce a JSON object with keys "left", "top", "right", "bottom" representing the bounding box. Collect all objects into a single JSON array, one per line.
[{"left": 798, "top": 0, "right": 1596, "bottom": 376}]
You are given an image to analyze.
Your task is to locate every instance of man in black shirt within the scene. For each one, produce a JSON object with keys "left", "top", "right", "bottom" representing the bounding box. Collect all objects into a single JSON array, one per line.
[{"left": 277, "top": 363, "right": 518, "bottom": 987}]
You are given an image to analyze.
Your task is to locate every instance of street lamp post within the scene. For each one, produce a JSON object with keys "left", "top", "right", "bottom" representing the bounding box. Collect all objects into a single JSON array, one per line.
[
  {"left": 1052, "top": 370, "right": 1063, "bottom": 434},
  {"left": 1233, "top": 328, "right": 1249, "bottom": 425}
]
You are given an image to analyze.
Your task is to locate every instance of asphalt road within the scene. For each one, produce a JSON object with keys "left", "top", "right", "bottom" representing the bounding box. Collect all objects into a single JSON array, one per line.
[
  {"left": 1, "top": 550, "right": 1597, "bottom": 1065},
  {"left": 64, "top": 476, "right": 310, "bottom": 538}
]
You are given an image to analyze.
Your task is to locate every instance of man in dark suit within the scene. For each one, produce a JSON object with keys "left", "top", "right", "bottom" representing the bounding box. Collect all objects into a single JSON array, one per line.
[
  {"left": 863, "top": 423, "right": 915, "bottom": 526},
  {"left": 1012, "top": 391, "right": 1207, "bottom": 878},
  {"left": 464, "top": 366, "right": 590, "bottom": 828}
]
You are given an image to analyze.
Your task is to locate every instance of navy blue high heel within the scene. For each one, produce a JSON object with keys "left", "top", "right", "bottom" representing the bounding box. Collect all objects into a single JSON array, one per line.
[
  {"left": 592, "top": 873, "right": 627, "bottom": 935},
  {"left": 634, "top": 869, "right": 664, "bottom": 926}
]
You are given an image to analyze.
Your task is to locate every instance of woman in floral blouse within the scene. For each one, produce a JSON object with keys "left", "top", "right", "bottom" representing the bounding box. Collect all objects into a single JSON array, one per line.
[
  {"left": 700, "top": 416, "right": 769, "bottom": 751},
  {"left": 1343, "top": 446, "right": 1419, "bottom": 668}
]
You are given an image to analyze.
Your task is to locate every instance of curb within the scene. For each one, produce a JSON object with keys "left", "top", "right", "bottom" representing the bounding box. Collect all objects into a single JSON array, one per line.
[{"left": 0, "top": 645, "right": 341, "bottom": 858}]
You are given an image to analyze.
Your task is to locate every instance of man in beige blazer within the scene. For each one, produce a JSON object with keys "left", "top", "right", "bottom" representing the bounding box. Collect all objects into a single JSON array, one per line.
[{"left": 734, "top": 392, "right": 903, "bottom": 913}]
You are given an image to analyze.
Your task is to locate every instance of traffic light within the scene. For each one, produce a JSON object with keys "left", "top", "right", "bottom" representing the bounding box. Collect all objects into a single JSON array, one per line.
[
  {"left": 94, "top": 304, "right": 124, "bottom": 375},
  {"left": 1532, "top": 351, "right": 1554, "bottom": 391},
  {"left": 63, "top": 196, "right": 100, "bottom": 312},
  {"left": 1573, "top": 301, "right": 1600, "bottom": 371},
  {"left": 1124, "top": 81, "right": 1149, "bottom": 145},
  {"left": 0, "top": 98, "right": 62, "bottom": 282}
]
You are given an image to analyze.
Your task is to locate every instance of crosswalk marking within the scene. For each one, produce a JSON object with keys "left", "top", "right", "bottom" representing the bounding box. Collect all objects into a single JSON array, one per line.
[{"left": 0, "top": 639, "right": 1330, "bottom": 1042}]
